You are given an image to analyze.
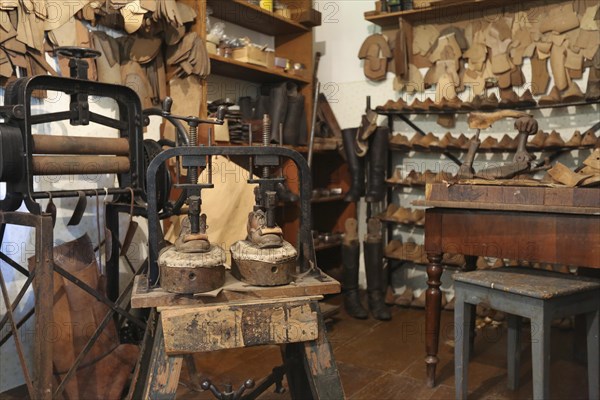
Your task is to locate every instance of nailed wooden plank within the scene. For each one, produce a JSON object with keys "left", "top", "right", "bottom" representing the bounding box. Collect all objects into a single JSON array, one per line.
[
  {"left": 424, "top": 184, "right": 600, "bottom": 214},
  {"left": 502, "top": 186, "right": 544, "bottom": 206},
  {"left": 142, "top": 318, "right": 183, "bottom": 400},
  {"left": 572, "top": 187, "right": 600, "bottom": 208},
  {"left": 161, "top": 298, "right": 318, "bottom": 354},
  {"left": 300, "top": 306, "right": 346, "bottom": 399},
  {"left": 131, "top": 273, "right": 340, "bottom": 309},
  {"left": 544, "top": 187, "right": 575, "bottom": 207}
]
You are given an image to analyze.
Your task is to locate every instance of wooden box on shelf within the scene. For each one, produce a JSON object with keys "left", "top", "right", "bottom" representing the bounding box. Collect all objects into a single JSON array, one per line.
[{"left": 232, "top": 45, "right": 269, "bottom": 67}]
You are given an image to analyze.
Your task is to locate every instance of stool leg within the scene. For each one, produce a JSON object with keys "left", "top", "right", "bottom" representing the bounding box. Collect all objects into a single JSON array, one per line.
[
  {"left": 464, "top": 256, "right": 478, "bottom": 352},
  {"left": 282, "top": 303, "right": 345, "bottom": 400},
  {"left": 454, "top": 291, "right": 473, "bottom": 400},
  {"left": 530, "top": 312, "right": 550, "bottom": 400},
  {"left": 507, "top": 314, "right": 522, "bottom": 391},
  {"left": 142, "top": 317, "right": 184, "bottom": 400},
  {"left": 587, "top": 308, "right": 600, "bottom": 400}
]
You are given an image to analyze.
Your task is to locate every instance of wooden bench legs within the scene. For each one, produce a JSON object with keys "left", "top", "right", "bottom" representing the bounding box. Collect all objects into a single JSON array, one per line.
[{"left": 137, "top": 304, "right": 344, "bottom": 400}]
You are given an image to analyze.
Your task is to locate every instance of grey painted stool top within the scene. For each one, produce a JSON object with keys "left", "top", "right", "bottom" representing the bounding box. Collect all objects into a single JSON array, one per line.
[{"left": 453, "top": 267, "right": 600, "bottom": 299}]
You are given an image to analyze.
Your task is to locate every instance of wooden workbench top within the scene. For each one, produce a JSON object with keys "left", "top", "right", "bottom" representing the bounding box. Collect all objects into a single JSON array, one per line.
[
  {"left": 422, "top": 183, "right": 600, "bottom": 215},
  {"left": 131, "top": 271, "right": 340, "bottom": 309}
]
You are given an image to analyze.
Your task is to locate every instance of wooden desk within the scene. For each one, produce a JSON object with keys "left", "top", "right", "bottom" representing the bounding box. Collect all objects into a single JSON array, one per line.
[{"left": 422, "top": 183, "right": 600, "bottom": 387}]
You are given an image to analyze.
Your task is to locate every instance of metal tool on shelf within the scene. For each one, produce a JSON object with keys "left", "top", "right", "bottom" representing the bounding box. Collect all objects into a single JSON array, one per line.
[{"left": 458, "top": 111, "right": 549, "bottom": 179}]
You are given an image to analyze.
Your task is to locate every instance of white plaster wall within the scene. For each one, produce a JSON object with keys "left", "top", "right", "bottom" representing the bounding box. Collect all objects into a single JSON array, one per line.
[{"left": 313, "top": 0, "right": 599, "bottom": 297}]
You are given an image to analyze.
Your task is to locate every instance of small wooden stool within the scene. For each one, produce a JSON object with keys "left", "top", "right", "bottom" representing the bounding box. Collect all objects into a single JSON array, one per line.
[{"left": 453, "top": 267, "right": 600, "bottom": 400}]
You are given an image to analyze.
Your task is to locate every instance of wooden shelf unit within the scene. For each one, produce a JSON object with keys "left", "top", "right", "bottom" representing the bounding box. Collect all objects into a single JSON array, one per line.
[
  {"left": 183, "top": 0, "right": 354, "bottom": 274},
  {"left": 209, "top": 54, "right": 310, "bottom": 84},
  {"left": 365, "top": 0, "right": 545, "bottom": 26},
  {"left": 207, "top": 0, "right": 309, "bottom": 35}
]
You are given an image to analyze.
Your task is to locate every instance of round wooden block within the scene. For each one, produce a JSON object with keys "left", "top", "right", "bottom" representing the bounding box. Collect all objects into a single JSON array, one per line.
[
  {"left": 159, "top": 245, "right": 226, "bottom": 294},
  {"left": 230, "top": 240, "right": 297, "bottom": 286}
]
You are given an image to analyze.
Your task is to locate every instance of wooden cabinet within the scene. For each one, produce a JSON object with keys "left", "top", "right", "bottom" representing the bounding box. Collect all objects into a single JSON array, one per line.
[
  {"left": 180, "top": 0, "right": 354, "bottom": 274},
  {"left": 180, "top": 0, "right": 314, "bottom": 143}
]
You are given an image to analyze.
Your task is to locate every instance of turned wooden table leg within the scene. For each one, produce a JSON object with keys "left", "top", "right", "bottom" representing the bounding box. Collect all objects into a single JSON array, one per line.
[{"left": 425, "top": 252, "right": 444, "bottom": 388}]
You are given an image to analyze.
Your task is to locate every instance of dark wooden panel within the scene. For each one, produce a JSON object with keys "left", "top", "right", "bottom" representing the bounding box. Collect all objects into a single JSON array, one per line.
[
  {"left": 556, "top": 216, "right": 600, "bottom": 268},
  {"left": 438, "top": 210, "right": 553, "bottom": 261},
  {"left": 429, "top": 209, "right": 600, "bottom": 267}
]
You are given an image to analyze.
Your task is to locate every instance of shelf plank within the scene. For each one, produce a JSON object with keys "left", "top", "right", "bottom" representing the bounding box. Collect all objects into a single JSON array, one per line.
[
  {"left": 315, "top": 241, "right": 342, "bottom": 252},
  {"left": 211, "top": 142, "right": 336, "bottom": 155},
  {"left": 365, "top": 0, "right": 544, "bottom": 26},
  {"left": 375, "top": 100, "right": 599, "bottom": 116},
  {"left": 311, "top": 194, "right": 346, "bottom": 204},
  {"left": 210, "top": 54, "right": 310, "bottom": 84},
  {"left": 385, "top": 254, "right": 464, "bottom": 269},
  {"left": 389, "top": 144, "right": 597, "bottom": 154},
  {"left": 208, "top": 0, "right": 308, "bottom": 35},
  {"left": 379, "top": 218, "right": 425, "bottom": 228}
]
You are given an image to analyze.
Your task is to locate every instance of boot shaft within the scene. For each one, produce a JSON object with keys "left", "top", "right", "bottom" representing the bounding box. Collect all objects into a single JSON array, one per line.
[
  {"left": 341, "top": 241, "right": 360, "bottom": 290},
  {"left": 342, "top": 127, "right": 365, "bottom": 201},
  {"left": 366, "top": 126, "right": 389, "bottom": 202},
  {"left": 283, "top": 93, "right": 306, "bottom": 146},
  {"left": 363, "top": 240, "right": 384, "bottom": 287}
]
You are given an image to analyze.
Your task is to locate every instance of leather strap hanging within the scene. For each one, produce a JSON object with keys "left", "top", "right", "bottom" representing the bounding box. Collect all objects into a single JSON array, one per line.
[
  {"left": 102, "top": 188, "right": 113, "bottom": 268},
  {"left": 67, "top": 191, "right": 86, "bottom": 226},
  {"left": 120, "top": 187, "right": 138, "bottom": 259},
  {"left": 44, "top": 192, "right": 56, "bottom": 228}
]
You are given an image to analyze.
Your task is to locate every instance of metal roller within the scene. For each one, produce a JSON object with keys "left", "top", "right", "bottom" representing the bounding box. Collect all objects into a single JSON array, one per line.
[
  {"left": 32, "top": 135, "right": 130, "bottom": 155},
  {"left": 32, "top": 156, "right": 131, "bottom": 175}
]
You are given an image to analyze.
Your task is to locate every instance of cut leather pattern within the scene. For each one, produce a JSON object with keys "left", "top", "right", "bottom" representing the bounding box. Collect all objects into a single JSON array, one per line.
[
  {"left": 365, "top": 1, "right": 599, "bottom": 113},
  {"left": 358, "top": 33, "right": 392, "bottom": 81}
]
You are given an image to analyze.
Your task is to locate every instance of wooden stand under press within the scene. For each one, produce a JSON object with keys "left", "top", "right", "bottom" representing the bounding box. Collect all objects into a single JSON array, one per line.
[{"left": 128, "top": 272, "right": 345, "bottom": 399}]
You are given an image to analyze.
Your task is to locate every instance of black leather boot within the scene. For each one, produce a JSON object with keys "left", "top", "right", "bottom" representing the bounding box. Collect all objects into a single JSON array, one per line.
[
  {"left": 253, "top": 89, "right": 270, "bottom": 121},
  {"left": 365, "top": 126, "right": 389, "bottom": 202},
  {"left": 268, "top": 82, "right": 289, "bottom": 143},
  {"left": 364, "top": 218, "right": 391, "bottom": 321},
  {"left": 342, "top": 127, "right": 365, "bottom": 202},
  {"left": 342, "top": 218, "right": 368, "bottom": 319},
  {"left": 239, "top": 96, "right": 253, "bottom": 121},
  {"left": 283, "top": 93, "right": 306, "bottom": 146}
]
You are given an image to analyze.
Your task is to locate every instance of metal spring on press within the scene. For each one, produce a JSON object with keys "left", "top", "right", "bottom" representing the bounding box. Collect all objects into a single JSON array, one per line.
[
  {"left": 188, "top": 124, "right": 198, "bottom": 184},
  {"left": 262, "top": 114, "right": 271, "bottom": 178}
]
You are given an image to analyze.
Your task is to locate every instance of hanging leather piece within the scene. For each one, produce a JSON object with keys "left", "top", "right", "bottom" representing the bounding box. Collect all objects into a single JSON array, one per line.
[
  {"left": 120, "top": 188, "right": 138, "bottom": 257},
  {"left": 67, "top": 191, "right": 87, "bottom": 226},
  {"left": 94, "top": 190, "right": 104, "bottom": 274},
  {"left": 395, "top": 21, "right": 408, "bottom": 79},
  {"left": 45, "top": 192, "right": 56, "bottom": 228},
  {"left": 103, "top": 189, "right": 113, "bottom": 265}
]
